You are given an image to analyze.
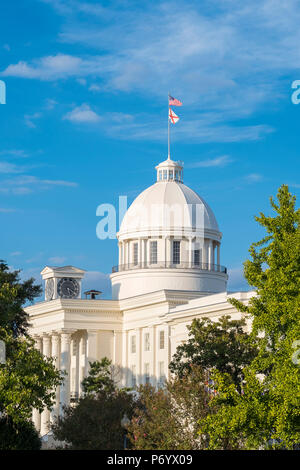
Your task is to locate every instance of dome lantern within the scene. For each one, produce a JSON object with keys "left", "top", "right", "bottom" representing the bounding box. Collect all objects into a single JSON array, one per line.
[{"left": 155, "top": 158, "right": 183, "bottom": 183}]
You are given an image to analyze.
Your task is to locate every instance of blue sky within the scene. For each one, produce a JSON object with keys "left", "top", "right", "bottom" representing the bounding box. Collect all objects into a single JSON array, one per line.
[{"left": 0, "top": 0, "right": 300, "bottom": 299}]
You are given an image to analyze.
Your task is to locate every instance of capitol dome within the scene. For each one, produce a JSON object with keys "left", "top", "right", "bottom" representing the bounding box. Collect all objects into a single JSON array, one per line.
[
  {"left": 119, "top": 179, "right": 219, "bottom": 239},
  {"left": 110, "top": 157, "right": 227, "bottom": 300}
]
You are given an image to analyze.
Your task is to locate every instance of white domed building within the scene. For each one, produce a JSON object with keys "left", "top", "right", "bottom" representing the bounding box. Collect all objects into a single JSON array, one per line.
[
  {"left": 111, "top": 157, "right": 227, "bottom": 299},
  {"left": 26, "top": 155, "right": 254, "bottom": 437}
]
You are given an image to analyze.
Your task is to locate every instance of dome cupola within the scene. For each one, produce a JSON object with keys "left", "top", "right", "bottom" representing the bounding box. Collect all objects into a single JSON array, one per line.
[{"left": 155, "top": 158, "right": 183, "bottom": 183}]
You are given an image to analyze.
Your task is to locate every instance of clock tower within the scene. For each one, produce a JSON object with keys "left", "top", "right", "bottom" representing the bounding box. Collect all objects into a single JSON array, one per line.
[{"left": 41, "top": 265, "right": 86, "bottom": 301}]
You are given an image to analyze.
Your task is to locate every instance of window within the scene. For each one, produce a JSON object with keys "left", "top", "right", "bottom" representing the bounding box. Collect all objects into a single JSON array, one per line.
[
  {"left": 175, "top": 170, "right": 178, "bottom": 180},
  {"left": 131, "top": 335, "right": 136, "bottom": 354},
  {"left": 163, "top": 170, "right": 167, "bottom": 180},
  {"left": 169, "top": 170, "right": 173, "bottom": 180},
  {"left": 133, "top": 242, "right": 138, "bottom": 265},
  {"left": 158, "top": 361, "right": 165, "bottom": 381},
  {"left": 194, "top": 249, "right": 200, "bottom": 266},
  {"left": 159, "top": 170, "right": 162, "bottom": 181},
  {"left": 159, "top": 330, "right": 165, "bottom": 349},
  {"left": 173, "top": 240, "right": 180, "bottom": 264},
  {"left": 144, "top": 332, "right": 150, "bottom": 351},
  {"left": 150, "top": 240, "right": 158, "bottom": 264},
  {"left": 131, "top": 365, "right": 136, "bottom": 388},
  {"left": 144, "top": 363, "right": 150, "bottom": 384}
]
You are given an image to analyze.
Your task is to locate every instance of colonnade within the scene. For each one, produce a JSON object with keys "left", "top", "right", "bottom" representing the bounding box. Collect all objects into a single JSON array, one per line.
[
  {"left": 32, "top": 329, "right": 98, "bottom": 436},
  {"left": 118, "top": 237, "right": 221, "bottom": 269}
]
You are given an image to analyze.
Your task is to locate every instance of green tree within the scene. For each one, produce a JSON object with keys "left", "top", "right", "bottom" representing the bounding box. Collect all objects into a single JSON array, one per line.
[
  {"left": 52, "top": 358, "right": 134, "bottom": 449},
  {"left": 128, "top": 365, "right": 213, "bottom": 450},
  {"left": 0, "top": 416, "right": 41, "bottom": 450},
  {"left": 0, "top": 328, "right": 62, "bottom": 423},
  {"left": 199, "top": 185, "right": 300, "bottom": 449},
  {"left": 0, "top": 260, "right": 41, "bottom": 337},
  {"left": 169, "top": 316, "right": 257, "bottom": 390},
  {"left": 0, "top": 261, "right": 62, "bottom": 449},
  {"left": 81, "top": 358, "right": 116, "bottom": 396}
]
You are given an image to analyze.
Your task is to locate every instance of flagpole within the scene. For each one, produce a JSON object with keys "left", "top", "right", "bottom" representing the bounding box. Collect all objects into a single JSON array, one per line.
[{"left": 168, "top": 92, "right": 170, "bottom": 160}]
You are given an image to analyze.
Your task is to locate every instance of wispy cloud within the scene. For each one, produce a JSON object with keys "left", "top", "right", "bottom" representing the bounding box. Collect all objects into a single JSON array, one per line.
[
  {"left": 245, "top": 173, "right": 263, "bottom": 183},
  {"left": 3, "top": 0, "right": 300, "bottom": 142},
  {"left": 24, "top": 112, "right": 42, "bottom": 128},
  {"left": 0, "top": 162, "right": 25, "bottom": 174},
  {"left": 2, "top": 54, "right": 83, "bottom": 80},
  {"left": 0, "top": 175, "right": 78, "bottom": 195},
  {"left": 187, "top": 155, "right": 233, "bottom": 168},
  {"left": 63, "top": 103, "right": 101, "bottom": 123},
  {"left": 0, "top": 207, "right": 16, "bottom": 213},
  {"left": 49, "top": 256, "right": 66, "bottom": 264},
  {"left": 0, "top": 149, "right": 29, "bottom": 159}
]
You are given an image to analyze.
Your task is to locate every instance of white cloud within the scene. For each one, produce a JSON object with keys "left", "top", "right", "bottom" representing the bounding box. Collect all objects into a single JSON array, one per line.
[
  {"left": 245, "top": 173, "right": 263, "bottom": 183},
  {"left": 227, "top": 266, "right": 250, "bottom": 292},
  {"left": 76, "top": 78, "right": 87, "bottom": 86},
  {"left": 63, "top": 104, "right": 101, "bottom": 123},
  {"left": 0, "top": 149, "right": 29, "bottom": 158},
  {"left": 0, "top": 162, "right": 24, "bottom": 174},
  {"left": 82, "top": 270, "right": 111, "bottom": 297},
  {"left": 88, "top": 83, "right": 101, "bottom": 92},
  {"left": 0, "top": 175, "right": 78, "bottom": 194},
  {"left": 24, "top": 112, "right": 42, "bottom": 128},
  {"left": 49, "top": 256, "right": 66, "bottom": 264},
  {"left": 0, "top": 207, "right": 16, "bottom": 213},
  {"left": 4, "top": 1, "right": 300, "bottom": 141},
  {"left": 2, "top": 54, "right": 83, "bottom": 80},
  {"left": 187, "top": 155, "right": 233, "bottom": 168}
]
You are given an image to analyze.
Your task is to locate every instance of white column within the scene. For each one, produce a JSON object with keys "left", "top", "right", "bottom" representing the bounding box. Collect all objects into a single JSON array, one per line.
[
  {"left": 59, "top": 331, "right": 72, "bottom": 415},
  {"left": 70, "top": 337, "right": 78, "bottom": 402},
  {"left": 209, "top": 239, "right": 214, "bottom": 269},
  {"left": 122, "top": 330, "right": 128, "bottom": 387},
  {"left": 118, "top": 242, "right": 122, "bottom": 267},
  {"left": 189, "top": 237, "right": 193, "bottom": 265},
  {"left": 127, "top": 241, "right": 130, "bottom": 267},
  {"left": 32, "top": 336, "right": 42, "bottom": 432},
  {"left": 40, "top": 335, "right": 51, "bottom": 436},
  {"left": 217, "top": 243, "right": 220, "bottom": 267},
  {"left": 139, "top": 238, "right": 142, "bottom": 267},
  {"left": 78, "top": 333, "right": 86, "bottom": 397},
  {"left": 166, "top": 237, "right": 171, "bottom": 266},
  {"left": 136, "top": 328, "right": 142, "bottom": 386},
  {"left": 86, "top": 329, "right": 98, "bottom": 374},
  {"left": 150, "top": 326, "right": 155, "bottom": 385},
  {"left": 50, "top": 333, "right": 60, "bottom": 423}
]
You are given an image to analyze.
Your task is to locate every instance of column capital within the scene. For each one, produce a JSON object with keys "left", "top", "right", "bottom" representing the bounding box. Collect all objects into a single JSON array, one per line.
[
  {"left": 42, "top": 334, "right": 51, "bottom": 341},
  {"left": 58, "top": 328, "right": 76, "bottom": 335}
]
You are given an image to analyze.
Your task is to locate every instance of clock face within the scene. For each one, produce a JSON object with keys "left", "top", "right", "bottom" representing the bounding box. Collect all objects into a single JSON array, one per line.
[
  {"left": 45, "top": 278, "right": 54, "bottom": 301},
  {"left": 57, "top": 278, "right": 80, "bottom": 299}
]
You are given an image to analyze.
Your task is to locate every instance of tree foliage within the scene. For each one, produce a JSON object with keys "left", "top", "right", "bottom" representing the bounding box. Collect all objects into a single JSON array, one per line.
[
  {"left": 0, "top": 260, "right": 41, "bottom": 337},
  {"left": 81, "top": 358, "right": 116, "bottom": 396},
  {"left": 199, "top": 185, "right": 300, "bottom": 449},
  {"left": 128, "top": 365, "right": 213, "bottom": 450},
  {"left": 52, "top": 358, "right": 134, "bottom": 450},
  {"left": 169, "top": 315, "right": 257, "bottom": 390},
  {"left": 0, "top": 415, "right": 41, "bottom": 450},
  {"left": 0, "top": 261, "right": 62, "bottom": 450},
  {"left": 0, "top": 328, "right": 62, "bottom": 423}
]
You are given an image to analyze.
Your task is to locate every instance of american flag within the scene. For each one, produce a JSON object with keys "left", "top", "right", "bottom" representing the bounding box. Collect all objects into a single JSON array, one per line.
[{"left": 169, "top": 95, "right": 182, "bottom": 106}]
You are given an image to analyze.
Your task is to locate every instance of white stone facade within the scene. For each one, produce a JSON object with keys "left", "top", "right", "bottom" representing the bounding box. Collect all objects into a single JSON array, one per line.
[{"left": 26, "top": 156, "right": 253, "bottom": 435}]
